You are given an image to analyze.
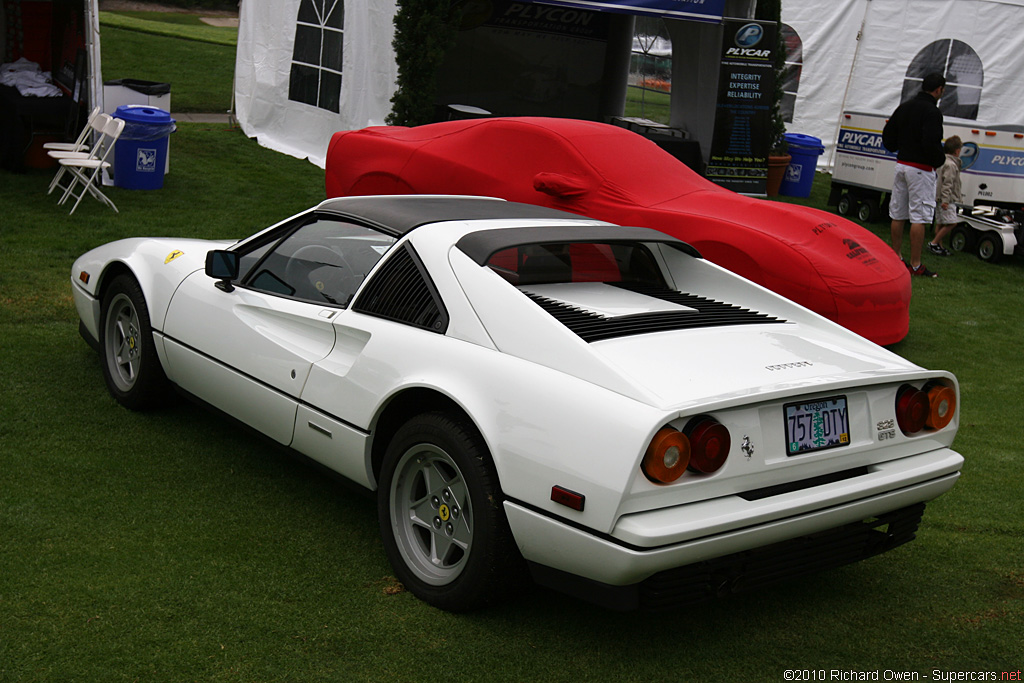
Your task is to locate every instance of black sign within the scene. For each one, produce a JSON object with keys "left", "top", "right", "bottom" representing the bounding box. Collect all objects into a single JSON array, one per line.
[{"left": 706, "top": 19, "right": 777, "bottom": 194}]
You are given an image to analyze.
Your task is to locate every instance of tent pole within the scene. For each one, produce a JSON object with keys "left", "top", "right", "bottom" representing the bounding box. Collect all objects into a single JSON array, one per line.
[
  {"left": 827, "top": 0, "right": 871, "bottom": 171},
  {"left": 85, "top": 0, "right": 103, "bottom": 114}
]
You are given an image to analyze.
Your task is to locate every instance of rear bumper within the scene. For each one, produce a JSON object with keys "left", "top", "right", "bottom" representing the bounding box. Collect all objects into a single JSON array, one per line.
[
  {"left": 506, "top": 448, "right": 961, "bottom": 603},
  {"left": 529, "top": 502, "right": 927, "bottom": 611}
]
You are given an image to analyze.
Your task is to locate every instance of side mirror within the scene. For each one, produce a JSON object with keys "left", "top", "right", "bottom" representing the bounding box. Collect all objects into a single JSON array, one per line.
[
  {"left": 533, "top": 172, "right": 589, "bottom": 199},
  {"left": 205, "top": 250, "right": 239, "bottom": 292}
]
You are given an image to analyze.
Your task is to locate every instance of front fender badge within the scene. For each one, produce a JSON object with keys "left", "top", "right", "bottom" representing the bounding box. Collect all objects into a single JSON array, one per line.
[{"left": 165, "top": 250, "right": 184, "bottom": 264}]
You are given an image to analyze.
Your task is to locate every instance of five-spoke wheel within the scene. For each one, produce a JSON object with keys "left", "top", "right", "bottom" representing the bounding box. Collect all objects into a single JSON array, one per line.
[
  {"left": 378, "top": 412, "right": 522, "bottom": 611},
  {"left": 100, "top": 274, "right": 169, "bottom": 409}
]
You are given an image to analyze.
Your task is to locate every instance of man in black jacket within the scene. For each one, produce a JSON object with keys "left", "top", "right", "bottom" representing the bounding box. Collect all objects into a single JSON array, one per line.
[{"left": 883, "top": 72, "right": 946, "bottom": 277}]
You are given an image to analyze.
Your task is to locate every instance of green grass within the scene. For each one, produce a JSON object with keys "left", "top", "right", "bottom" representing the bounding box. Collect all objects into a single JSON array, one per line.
[
  {"left": 1, "top": 18, "right": 1022, "bottom": 682},
  {"left": 99, "top": 24, "right": 235, "bottom": 113},
  {"left": 625, "top": 85, "right": 672, "bottom": 124},
  {"left": 99, "top": 11, "right": 237, "bottom": 47}
]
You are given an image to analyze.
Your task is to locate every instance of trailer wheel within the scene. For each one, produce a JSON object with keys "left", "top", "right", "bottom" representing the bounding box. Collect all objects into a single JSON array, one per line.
[
  {"left": 857, "top": 200, "right": 878, "bottom": 223},
  {"left": 950, "top": 224, "right": 975, "bottom": 253},
  {"left": 837, "top": 194, "right": 853, "bottom": 216},
  {"left": 977, "top": 233, "right": 1003, "bottom": 263}
]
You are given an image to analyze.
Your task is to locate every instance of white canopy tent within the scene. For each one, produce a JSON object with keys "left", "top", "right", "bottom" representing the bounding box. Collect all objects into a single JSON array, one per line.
[
  {"left": 781, "top": 0, "right": 1024, "bottom": 169},
  {"left": 233, "top": 0, "right": 398, "bottom": 168}
]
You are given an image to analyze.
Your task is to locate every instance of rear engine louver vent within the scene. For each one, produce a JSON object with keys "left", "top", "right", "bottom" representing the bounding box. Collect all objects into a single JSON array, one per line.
[
  {"left": 353, "top": 245, "right": 449, "bottom": 333},
  {"left": 524, "top": 282, "right": 785, "bottom": 343}
]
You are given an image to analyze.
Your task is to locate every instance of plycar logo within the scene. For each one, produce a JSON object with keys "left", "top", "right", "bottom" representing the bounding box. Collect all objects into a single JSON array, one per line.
[
  {"left": 839, "top": 131, "right": 885, "bottom": 149},
  {"left": 735, "top": 23, "right": 763, "bottom": 47},
  {"left": 960, "top": 142, "right": 979, "bottom": 171}
]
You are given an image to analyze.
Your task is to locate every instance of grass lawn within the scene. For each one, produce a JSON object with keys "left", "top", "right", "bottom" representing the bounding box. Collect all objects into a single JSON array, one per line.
[
  {"left": 99, "top": 13, "right": 236, "bottom": 113},
  {"left": 1, "top": 14, "right": 1021, "bottom": 683},
  {"left": 625, "top": 86, "right": 672, "bottom": 124}
]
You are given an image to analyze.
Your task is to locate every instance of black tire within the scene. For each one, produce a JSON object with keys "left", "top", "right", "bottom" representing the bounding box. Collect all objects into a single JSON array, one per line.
[
  {"left": 857, "top": 200, "right": 878, "bottom": 223},
  {"left": 949, "top": 224, "right": 974, "bottom": 253},
  {"left": 377, "top": 412, "right": 524, "bottom": 612},
  {"left": 836, "top": 193, "right": 853, "bottom": 216},
  {"left": 977, "top": 233, "right": 1003, "bottom": 263},
  {"left": 99, "top": 274, "right": 170, "bottom": 410}
]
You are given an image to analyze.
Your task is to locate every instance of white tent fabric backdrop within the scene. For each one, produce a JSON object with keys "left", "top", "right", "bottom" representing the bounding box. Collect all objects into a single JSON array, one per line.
[
  {"left": 233, "top": 0, "right": 398, "bottom": 168},
  {"left": 782, "top": 0, "right": 1024, "bottom": 169}
]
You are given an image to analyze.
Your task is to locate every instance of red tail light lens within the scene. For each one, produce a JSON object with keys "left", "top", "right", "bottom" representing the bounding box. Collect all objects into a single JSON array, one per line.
[
  {"left": 896, "top": 384, "right": 929, "bottom": 434},
  {"left": 685, "top": 417, "right": 730, "bottom": 473},
  {"left": 642, "top": 427, "right": 691, "bottom": 484}
]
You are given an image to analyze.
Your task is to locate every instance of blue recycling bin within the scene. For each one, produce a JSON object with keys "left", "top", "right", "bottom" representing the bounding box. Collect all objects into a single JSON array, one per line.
[
  {"left": 112, "top": 105, "right": 176, "bottom": 190},
  {"left": 779, "top": 133, "right": 824, "bottom": 198}
]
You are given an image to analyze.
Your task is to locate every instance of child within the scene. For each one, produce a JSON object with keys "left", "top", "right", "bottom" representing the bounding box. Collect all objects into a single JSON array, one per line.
[{"left": 929, "top": 135, "right": 963, "bottom": 256}]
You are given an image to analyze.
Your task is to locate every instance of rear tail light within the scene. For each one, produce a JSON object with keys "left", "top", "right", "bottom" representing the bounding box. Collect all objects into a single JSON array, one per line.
[
  {"left": 896, "top": 382, "right": 956, "bottom": 435},
  {"left": 925, "top": 383, "right": 957, "bottom": 430},
  {"left": 685, "top": 417, "right": 731, "bottom": 473},
  {"left": 640, "top": 417, "right": 733, "bottom": 484},
  {"left": 642, "top": 427, "right": 690, "bottom": 484}
]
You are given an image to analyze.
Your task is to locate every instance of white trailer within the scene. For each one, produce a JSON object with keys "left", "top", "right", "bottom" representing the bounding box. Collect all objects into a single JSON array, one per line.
[{"left": 828, "top": 110, "right": 1024, "bottom": 222}]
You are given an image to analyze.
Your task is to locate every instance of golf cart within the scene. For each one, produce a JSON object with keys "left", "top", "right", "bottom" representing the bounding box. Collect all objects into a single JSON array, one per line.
[{"left": 950, "top": 204, "right": 1023, "bottom": 263}]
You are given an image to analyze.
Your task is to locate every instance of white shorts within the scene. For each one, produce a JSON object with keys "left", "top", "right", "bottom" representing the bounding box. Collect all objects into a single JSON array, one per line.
[
  {"left": 935, "top": 205, "right": 958, "bottom": 225},
  {"left": 889, "top": 164, "right": 937, "bottom": 224}
]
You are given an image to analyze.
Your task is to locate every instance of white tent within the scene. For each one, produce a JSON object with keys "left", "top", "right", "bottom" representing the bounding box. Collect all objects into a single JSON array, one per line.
[
  {"left": 233, "top": 0, "right": 398, "bottom": 168},
  {"left": 781, "top": 0, "right": 1024, "bottom": 169}
]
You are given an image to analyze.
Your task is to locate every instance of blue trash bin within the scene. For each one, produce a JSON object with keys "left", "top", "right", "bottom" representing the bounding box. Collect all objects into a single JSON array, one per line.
[
  {"left": 779, "top": 133, "right": 824, "bottom": 198},
  {"left": 112, "top": 105, "right": 176, "bottom": 190}
]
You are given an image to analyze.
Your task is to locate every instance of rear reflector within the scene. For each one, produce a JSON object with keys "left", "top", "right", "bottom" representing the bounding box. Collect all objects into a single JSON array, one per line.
[{"left": 551, "top": 485, "right": 585, "bottom": 511}]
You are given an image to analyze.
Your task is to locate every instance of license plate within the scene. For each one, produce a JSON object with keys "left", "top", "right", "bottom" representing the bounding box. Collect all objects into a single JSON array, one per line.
[{"left": 784, "top": 396, "right": 851, "bottom": 455}]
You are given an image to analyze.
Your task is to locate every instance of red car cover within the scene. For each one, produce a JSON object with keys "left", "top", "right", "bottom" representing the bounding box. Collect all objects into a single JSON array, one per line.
[{"left": 325, "top": 117, "right": 910, "bottom": 345}]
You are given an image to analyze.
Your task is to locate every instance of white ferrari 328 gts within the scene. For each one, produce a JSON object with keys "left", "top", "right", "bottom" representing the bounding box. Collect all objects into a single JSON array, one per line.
[{"left": 71, "top": 195, "right": 963, "bottom": 611}]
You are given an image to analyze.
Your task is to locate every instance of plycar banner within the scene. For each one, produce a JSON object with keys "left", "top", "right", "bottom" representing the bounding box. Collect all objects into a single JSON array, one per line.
[{"left": 523, "top": 0, "right": 724, "bottom": 21}]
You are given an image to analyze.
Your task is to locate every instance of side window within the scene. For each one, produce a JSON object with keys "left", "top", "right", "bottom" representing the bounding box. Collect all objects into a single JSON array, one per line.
[{"left": 241, "top": 217, "right": 395, "bottom": 307}]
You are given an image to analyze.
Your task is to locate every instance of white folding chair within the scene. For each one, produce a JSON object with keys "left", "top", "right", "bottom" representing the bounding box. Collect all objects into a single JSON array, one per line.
[
  {"left": 47, "top": 112, "right": 112, "bottom": 195},
  {"left": 56, "top": 116, "right": 125, "bottom": 215},
  {"left": 44, "top": 106, "right": 102, "bottom": 154}
]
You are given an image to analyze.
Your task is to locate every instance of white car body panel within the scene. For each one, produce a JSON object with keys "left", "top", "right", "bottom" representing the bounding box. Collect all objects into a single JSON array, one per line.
[
  {"left": 160, "top": 335, "right": 299, "bottom": 445},
  {"left": 71, "top": 195, "right": 965, "bottom": 608},
  {"left": 164, "top": 271, "right": 338, "bottom": 395}
]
